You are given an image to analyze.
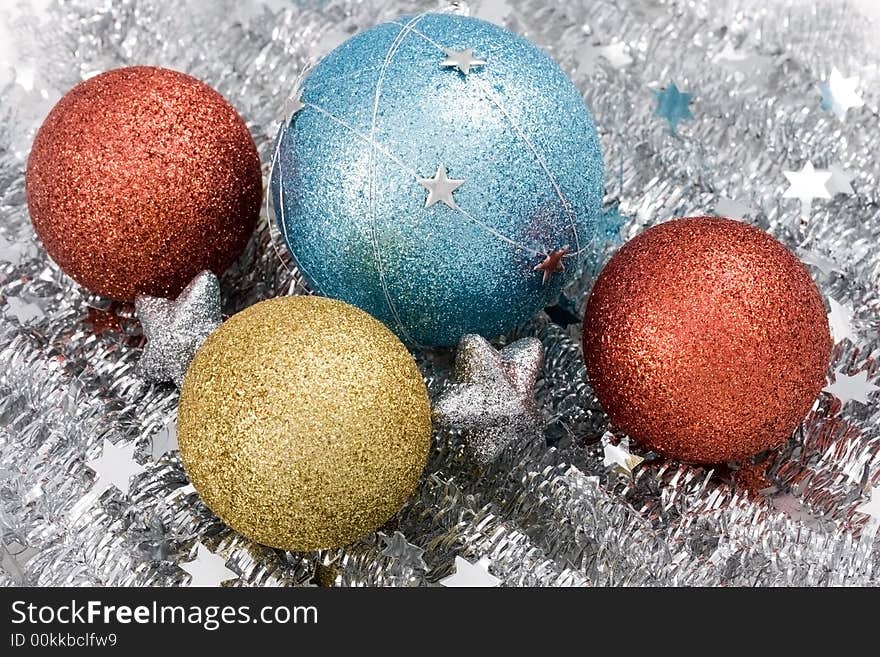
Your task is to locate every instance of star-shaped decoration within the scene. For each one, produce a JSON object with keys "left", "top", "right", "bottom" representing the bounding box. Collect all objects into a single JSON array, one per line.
[
  {"left": 818, "top": 68, "right": 864, "bottom": 120},
  {"left": 855, "top": 487, "right": 880, "bottom": 522},
  {"left": 419, "top": 164, "right": 464, "bottom": 210},
  {"left": 0, "top": 540, "right": 38, "bottom": 585},
  {"left": 580, "top": 40, "right": 633, "bottom": 73},
  {"left": 136, "top": 271, "right": 222, "bottom": 387},
  {"left": 3, "top": 295, "right": 44, "bottom": 324},
  {"left": 771, "top": 494, "right": 822, "bottom": 528},
  {"left": 782, "top": 162, "right": 832, "bottom": 220},
  {"left": 823, "top": 370, "right": 879, "bottom": 406},
  {"left": 715, "top": 197, "right": 757, "bottom": 220},
  {"left": 0, "top": 235, "right": 39, "bottom": 265},
  {"left": 439, "top": 556, "right": 501, "bottom": 587},
  {"left": 715, "top": 43, "right": 773, "bottom": 75},
  {"left": 599, "top": 41, "right": 633, "bottom": 69},
  {"left": 475, "top": 0, "right": 513, "bottom": 25},
  {"left": 824, "top": 164, "right": 855, "bottom": 196},
  {"left": 533, "top": 246, "right": 569, "bottom": 285},
  {"left": 85, "top": 438, "right": 146, "bottom": 497},
  {"left": 796, "top": 247, "right": 843, "bottom": 275},
  {"left": 652, "top": 82, "right": 693, "bottom": 135},
  {"left": 151, "top": 419, "right": 178, "bottom": 462},
  {"left": 601, "top": 434, "right": 644, "bottom": 476},
  {"left": 827, "top": 296, "right": 857, "bottom": 344},
  {"left": 440, "top": 48, "right": 486, "bottom": 75},
  {"left": 180, "top": 543, "right": 238, "bottom": 587},
  {"left": 379, "top": 531, "right": 427, "bottom": 573},
  {"left": 433, "top": 334, "right": 543, "bottom": 464},
  {"left": 577, "top": 42, "right": 604, "bottom": 76}
]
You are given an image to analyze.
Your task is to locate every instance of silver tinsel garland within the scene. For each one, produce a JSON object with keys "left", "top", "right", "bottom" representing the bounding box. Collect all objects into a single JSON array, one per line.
[{"left": 1, "top": 0, "right": 879, "bottom": 586}]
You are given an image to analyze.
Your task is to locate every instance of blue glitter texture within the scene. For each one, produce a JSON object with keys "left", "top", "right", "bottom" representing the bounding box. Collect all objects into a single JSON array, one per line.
[{"left": 271, "top": 13, "right": 604, "bottom": 346}]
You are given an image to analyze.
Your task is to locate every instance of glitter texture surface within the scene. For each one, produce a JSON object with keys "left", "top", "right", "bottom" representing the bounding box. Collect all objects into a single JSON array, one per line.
[
  {"left": 433, "top": 334, "right": 543, "bottom": 463},
  {"left": 177, "top": 296, "right": 432, "bottom": 551},
  {"left": 135, "top": 271, "right": 222, "bottom": 387},
  {"left": 2, "top": 0, "right": 880, "bottom": 588},
  {"left": 271, "top": 12, "right": 604, "bottom": 346},
  {"left": 26, "top": 66, "right": 262, "bottom": 301},
  {"left": 582, "top": 217, "right": 833, "bottom": 463}
]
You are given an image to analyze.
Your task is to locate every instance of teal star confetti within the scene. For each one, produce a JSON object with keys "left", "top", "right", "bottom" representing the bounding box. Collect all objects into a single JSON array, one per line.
[{"left": 653, "top": 82, "right": 693, "bottom": 134}]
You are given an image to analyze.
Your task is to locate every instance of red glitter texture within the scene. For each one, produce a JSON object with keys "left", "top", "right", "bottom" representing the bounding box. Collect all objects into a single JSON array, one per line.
[
  {"left": 26, "top": 66, "right": 262, "bottom": 301},
  {"left": 582, "top": 217, "right": 832, "bottom": 464}
]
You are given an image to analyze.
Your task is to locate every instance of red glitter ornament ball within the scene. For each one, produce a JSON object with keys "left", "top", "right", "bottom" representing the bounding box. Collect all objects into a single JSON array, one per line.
[
  {"left": 26, "top": 66, "right": 262, "bottom": 301},
  {"left": 582, "top": 217, "right": 832, "bottom": 464}
]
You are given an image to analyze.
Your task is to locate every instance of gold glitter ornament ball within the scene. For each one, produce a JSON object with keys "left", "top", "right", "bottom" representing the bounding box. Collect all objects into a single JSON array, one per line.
[{"left": 177, "top": 296, "right": 432, "bottom": 551}]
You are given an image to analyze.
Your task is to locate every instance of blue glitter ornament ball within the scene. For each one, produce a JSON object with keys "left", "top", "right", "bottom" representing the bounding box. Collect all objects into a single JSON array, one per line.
[{"left": 271, "top": 12, "right": 604, "bottom": 346}]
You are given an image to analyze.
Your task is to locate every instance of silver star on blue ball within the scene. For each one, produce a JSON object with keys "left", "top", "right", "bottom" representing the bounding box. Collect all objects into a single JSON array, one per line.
[
  {"left": 433, "top": 334, "right": 543, "bottom": 464},
  {"left": 135, "top": 271, "right": 222, "bottom": 387}
]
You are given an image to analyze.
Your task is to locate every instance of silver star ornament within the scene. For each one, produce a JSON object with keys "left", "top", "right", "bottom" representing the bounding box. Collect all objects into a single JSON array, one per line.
[
  {"left": 440, "top": 48, "right": 486, "bottom": 75},
  {"left": 181, "top": 543, "right": 238, "bottom": 587},
  {"left": 433, "top": 334, "right": 543, "bottom": 464},
  {"left": 379, "top": 531, "right": 428, "bottom": 573},
  {"left": 439, "top": 556, "right": 501, "bottom": 587},
  {"left": 135, "top": 271, "right": 222, "bottom": 387},
  {"left": 419, "top": 163, "right": 464, "bottom": 209}
]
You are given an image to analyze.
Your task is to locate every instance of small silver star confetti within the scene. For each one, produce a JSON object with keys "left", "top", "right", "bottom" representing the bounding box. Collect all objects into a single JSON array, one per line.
[
  {"left": 136, "top": 271, "right": 222, "bottom": 387},
  {"left": 433, "top": 335, "right": 543, "bottom": 464},
  {"left": 855, "top": 487, "right": 880, "bottom": 522},
  {"left": 579, "top": 40, "right": 632, "bottom": 74},
  {"left": 715, "top": 43, "right": 773, "bottom": 75},
  {"left": 3, "top": 295, "right": 44, "bottom": 324},
  {"left": 475, "top": 0, "right": 513, "bottom": 25},
  {"left": 601, "top": 434, "right": 644, "bottom": 476},
  {"left": 823, "top": 370, "right": 879, "bottom": 405},
  {"left": 70, "top": 438, "right": 146, "bottom": 521},
  {"left": 419, "top": 164, "right": 464, "bottom": 209},
  {"left": 824, "top": 164, "right": 855, "bottom": 196},
  {"left": 379, "top": 531, "right": 427, "bottom": 573},
  {"left": 181, "top": 542, "right": 238, "bottom": 587},
  {"left": 151, "top": 419, "right": 178, "bottom": 462},
  {"left": 85, "top": 438, "right": 146, "bottom": 496},
  {"left": 797, "top": 247, "right": 843, "bottom": 275},
  {"left": 827, "top": 296, "right": 857, "bottom": 344},
  {"left": 440, "top": 556, "right": 501, "bottom": 587},
  {"left": 577, "top": 42, "right": 604, "bottom": 75},
  {"left": 0, "top": 540, "right": 38, "bottom": 585},
  {"left": 599, "top": 42, "right": 632, "bottom": 69},
  {"left": 0, "top": 235, "right": 39, "bottom": 265},
  {"left": 715, "top": 197, "right": 757, "bottom": 220},
  {"left": 771, "top": 494, "right": 823, "bottom": 528},
  {"left": 783, "top": 161, "right": 831, "bottom": 220},
  {"left": 440, "top": 48, "right": 486, "bottom": 75},
  {"left": 818, "top": 68, "right": 864, "bottom": 120}
]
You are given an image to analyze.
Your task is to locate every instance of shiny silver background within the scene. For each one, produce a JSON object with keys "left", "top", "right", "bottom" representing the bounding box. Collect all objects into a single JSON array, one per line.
[{"left": 0, "top": 0, "right": 878, "bottom": 586}]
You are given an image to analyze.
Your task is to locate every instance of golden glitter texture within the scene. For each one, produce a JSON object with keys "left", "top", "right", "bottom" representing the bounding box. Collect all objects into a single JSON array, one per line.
[
  {"left": 26, "top": 66, "right": 261, "bottom": 301},
  {"left": 582, "top": 217, "right": 832, "bottom": 464},
  {"left": 177, "top": 296, "right": 432, "bottom": 551}
]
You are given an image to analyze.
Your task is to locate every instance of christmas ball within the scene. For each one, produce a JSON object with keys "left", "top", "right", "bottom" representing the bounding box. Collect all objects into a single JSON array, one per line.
[
  {"left": 26, "top": 66, "right": 261, "bottom": 301},
  {"left": 177, "top": 295, "right": 431, "bottom": 551},
  {"left": 582, "top": 217, "right": 831, "bottom": 464},
  {"left": 271, "top": 13, "right": 604, "bottom": 346}
]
